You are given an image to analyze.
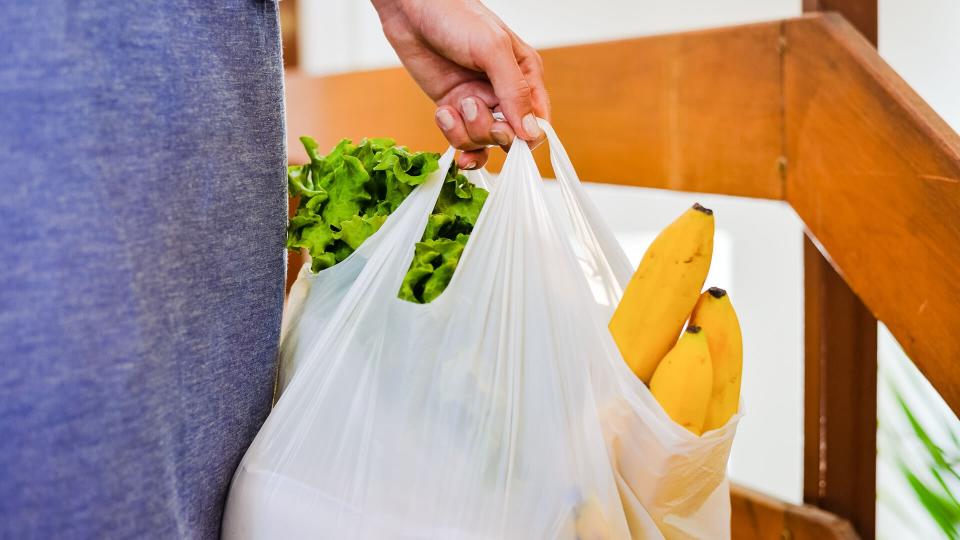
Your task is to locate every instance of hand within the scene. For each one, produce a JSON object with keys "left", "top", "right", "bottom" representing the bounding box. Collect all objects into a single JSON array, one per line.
[{"left": 372, "top": 0, "right": 550, "bottom": 169}]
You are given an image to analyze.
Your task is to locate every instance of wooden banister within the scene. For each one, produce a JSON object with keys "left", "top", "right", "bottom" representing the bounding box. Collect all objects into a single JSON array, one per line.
[
  {"left": 784, "top": 13, "right": 960, "bottom": 419},
  {"left": 731, "top": 484, "right": 859, "bottom": 540}
]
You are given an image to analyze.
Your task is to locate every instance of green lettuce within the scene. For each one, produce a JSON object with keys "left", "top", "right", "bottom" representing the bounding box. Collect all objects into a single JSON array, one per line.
[{"left": 287, "top": 136, "right": 488, "bottom": 304}]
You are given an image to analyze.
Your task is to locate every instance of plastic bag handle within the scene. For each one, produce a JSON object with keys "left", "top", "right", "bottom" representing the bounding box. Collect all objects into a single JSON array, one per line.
[{"left": 536, "top": 119, "right": 634, "bottom": 297}]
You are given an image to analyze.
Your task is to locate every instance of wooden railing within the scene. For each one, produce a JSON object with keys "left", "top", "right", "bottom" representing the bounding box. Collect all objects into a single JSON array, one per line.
[{"left": 283, "top": 10, "right": 960, "bottom": 540}]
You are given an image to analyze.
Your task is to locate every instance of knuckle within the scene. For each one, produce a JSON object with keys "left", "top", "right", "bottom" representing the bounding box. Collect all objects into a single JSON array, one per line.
[
  {"left": 444, "top": 131, "right": 469, "bottom": 148},
  {"left": 466, "top": 128, "right": 487, "bottom": 146},
  {"left": 533, "top": 51, "right": 545, "bottom": 71},
  {"left": 489, "top": 28, "right": 512, "bottom": 51},
  {"left": 511, "top": 80, "right": 532, "bottom": 101},
  {"left": 450, "top": 136, "right": 482, "bottom": 151}
]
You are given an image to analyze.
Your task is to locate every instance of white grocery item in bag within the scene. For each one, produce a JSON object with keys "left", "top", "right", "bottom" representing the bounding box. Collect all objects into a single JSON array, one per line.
[{"left": 224, "top": 121, "right": 741, "bottom": 539}]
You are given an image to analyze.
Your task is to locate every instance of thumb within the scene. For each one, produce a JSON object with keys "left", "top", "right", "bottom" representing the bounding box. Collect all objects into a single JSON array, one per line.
[{"left": 477, "top": 31, "right": 541, "bottom": 142}]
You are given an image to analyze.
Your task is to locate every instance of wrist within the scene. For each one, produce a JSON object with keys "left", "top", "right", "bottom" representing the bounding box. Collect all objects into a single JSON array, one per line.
[
  {"left": 371, "top": 0, "right": 411, "bottom": 16},
  {"left": 371, "top": 0, "right": 408, "bottom": 29}
]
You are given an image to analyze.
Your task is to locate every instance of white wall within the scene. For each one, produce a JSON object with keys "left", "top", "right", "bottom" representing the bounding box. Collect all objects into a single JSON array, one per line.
[
  {"left": 880, "top": 0, "right": 960, "bottom": 130},
  {"left": 299, "top": 0, "right": 800, "bottom": 75}
]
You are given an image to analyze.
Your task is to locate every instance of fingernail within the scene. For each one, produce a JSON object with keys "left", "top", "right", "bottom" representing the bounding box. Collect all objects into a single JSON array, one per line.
[
  {"left": 522, "top": 113, "right": 541, "bottom": 140},
  {"left": 460, "top": 98, "right": 478, "bottom": 122},
  {"left": 436, "top": 109, "right": 455, "bottom": 130},
  {"left": 464, "top": 160, "right": 478, "bottom": 170},
  {"left": 491, "top": 130, "right": 511, "bottom": 146}
]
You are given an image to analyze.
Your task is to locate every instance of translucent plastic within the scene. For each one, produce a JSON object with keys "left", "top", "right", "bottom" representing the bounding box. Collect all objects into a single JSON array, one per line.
[{"left": 224, "top": 121, "right": 741, "bottom": 539}]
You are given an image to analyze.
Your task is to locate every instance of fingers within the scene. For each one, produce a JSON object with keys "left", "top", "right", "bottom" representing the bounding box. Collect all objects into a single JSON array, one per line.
[
  {"left": 436, "top": 96, "right": 516, "bottom": 170},
  {"left": 489, "top": 121, "right": 515, "bottom": 149},
  {"left": 435, "top": 106, "right": 484, "bottom": 152},
  {"left": 475, "top": 29, "right": 542, "bottom": 143},
  {"left": 457, "top": 148, "right": 489, "bottom": 170},
  {"left": 510, "top": 36, "right": 550, "bottom": 122},
  {"left": 459, "top": 97, "right": 515, "bottom": 149},
  {"left": 435, "top": 105, "right": 491, "bottom": 170}
]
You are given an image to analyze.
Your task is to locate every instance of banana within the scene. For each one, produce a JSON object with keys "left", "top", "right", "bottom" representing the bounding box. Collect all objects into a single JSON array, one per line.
[
  {"left": 690, "top": 287, "right": 743, "bottom": 432},
  {"left": 649, "top": 325, "right": 713, "bottom": 435},
  {"left": 609, "top": 203, "right": 714, "bottom": 383}
]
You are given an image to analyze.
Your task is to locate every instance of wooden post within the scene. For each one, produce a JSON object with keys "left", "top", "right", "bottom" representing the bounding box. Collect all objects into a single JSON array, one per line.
[
  {"left": 802, "top": 0, "right": 877, "bottom": 45},
  {"left": 802, "top": 237, "right": 877, "bottom": 539},
  {"left": 801, "top": 2, "right": 877, "bottom": 539}
]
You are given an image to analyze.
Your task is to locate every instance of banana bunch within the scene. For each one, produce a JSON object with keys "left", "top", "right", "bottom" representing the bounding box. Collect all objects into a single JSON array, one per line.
[{"left": 609, "top": 204, "right": 743, "bottom": 435}]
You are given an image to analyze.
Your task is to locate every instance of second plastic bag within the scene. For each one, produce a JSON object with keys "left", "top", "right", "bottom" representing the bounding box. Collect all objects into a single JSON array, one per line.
[{"left": 223, "top": 121, "right": 740, "bottom": 539}]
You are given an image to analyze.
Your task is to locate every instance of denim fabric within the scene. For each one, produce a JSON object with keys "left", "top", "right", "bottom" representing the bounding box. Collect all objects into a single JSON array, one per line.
[{"left": 0, "top": 2, "right": 286, "bottom": 538}]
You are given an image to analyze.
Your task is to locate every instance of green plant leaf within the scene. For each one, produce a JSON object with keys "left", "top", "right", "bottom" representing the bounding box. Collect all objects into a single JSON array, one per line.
[
  {"left": 897, "top": 392, "right": 960, "bottom": 483},
  {"left": 900, "top": 462, "right": 960, "bottom": 539},
  {"left": 339, "top": 214, "right": 388, "bottom": 250}
]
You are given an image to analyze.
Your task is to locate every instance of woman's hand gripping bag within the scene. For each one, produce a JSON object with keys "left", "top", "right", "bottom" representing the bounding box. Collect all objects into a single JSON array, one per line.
[{"left": 534, "top": 120, "right": 744, "bottom": 540}]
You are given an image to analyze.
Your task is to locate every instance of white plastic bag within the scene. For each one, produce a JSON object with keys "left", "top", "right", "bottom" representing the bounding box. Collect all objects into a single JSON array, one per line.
[{"left": 224, "top": 121, "right": 740, "bottom": 539}]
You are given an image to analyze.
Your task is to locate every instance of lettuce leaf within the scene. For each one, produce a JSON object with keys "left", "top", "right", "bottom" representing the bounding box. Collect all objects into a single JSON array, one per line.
[{"left": 287, "top": 137, "right": 487, "bottom": 303}]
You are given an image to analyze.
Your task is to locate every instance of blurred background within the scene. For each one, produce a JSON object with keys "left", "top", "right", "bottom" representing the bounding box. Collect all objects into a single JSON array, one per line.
[{"left": 278, "top": 1, "right": 960, "bottom": 538}]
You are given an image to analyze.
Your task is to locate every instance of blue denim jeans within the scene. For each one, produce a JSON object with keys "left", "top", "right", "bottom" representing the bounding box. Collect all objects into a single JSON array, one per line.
[{"left": 0, "top": 2, "right": 286, "bottom": 538}]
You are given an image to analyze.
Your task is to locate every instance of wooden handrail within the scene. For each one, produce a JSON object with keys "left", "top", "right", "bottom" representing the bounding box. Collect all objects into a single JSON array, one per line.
[
  {"left": 731, "top": 484, "right": 859, "bottom": 539},
  {"left": 284, "top": 13, "right": 960, "bottom": 419},
  {"left": 784, "top": 13, "right": 960, "bottom": 418}
]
